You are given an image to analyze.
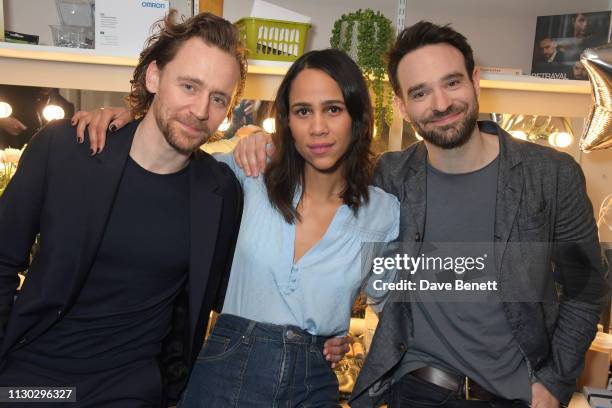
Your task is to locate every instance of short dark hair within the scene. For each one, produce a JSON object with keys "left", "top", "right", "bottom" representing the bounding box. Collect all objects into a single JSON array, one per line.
[
  {"left": 264, "top": 49, "right": 374, "bottom": 224},
  {"left": 127, "top": 10, "right": 247, "bottom": 119},
  {"left": 387, "top": 21, "right": 475, "bottom": 97}
]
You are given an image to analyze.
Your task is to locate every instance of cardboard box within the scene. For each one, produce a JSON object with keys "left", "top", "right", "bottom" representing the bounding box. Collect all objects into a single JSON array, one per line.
[
  {"left": 250, "top": 0, "right": 310, "bottom": 23},
  {"left": 94, "top": 0, "right": 169, "bottom": 56},
  {"left": 577, "top": 346, "right": 611, "bottom": 391}
]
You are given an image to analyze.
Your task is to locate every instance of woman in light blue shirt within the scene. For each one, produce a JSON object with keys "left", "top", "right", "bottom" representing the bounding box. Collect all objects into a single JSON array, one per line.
[
  {"left": 181, "top": 49, "right": 399, "bottom": 408},
  {"left": 74, "top": 48, "right": 399, "bottom": 407}
]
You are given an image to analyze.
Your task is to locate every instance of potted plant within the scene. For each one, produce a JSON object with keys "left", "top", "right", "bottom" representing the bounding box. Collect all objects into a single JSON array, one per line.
[{"left": 330, "top": 9, "right": 394, "bottom": 137}]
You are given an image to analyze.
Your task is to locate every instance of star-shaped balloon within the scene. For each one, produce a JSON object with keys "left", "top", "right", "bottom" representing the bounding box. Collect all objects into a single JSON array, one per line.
[{"left": 580, "top": 44, "right": 612, "bottom": 152}]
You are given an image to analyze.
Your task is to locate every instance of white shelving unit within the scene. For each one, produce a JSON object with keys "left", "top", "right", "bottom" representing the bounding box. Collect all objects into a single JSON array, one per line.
[{"left": 0, "top": 42, "right": 592, "bottom": 118}]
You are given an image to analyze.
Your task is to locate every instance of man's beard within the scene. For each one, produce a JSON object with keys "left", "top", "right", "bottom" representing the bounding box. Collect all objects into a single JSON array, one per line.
[
  {"left": 412, "top": 97, "right": 479, "bottom": 150},
  {"left": 155, "top": 110, "right": 212, "bottom": 155}
]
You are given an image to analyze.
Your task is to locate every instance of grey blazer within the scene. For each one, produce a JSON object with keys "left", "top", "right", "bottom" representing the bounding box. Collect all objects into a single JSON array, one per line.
[{"left": 350, "top": 121, "right": 608, "bottom": 406}]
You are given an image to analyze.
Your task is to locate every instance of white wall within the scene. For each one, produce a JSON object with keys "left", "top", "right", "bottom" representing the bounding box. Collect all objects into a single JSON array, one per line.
[
  {"left": 404, "top": 0, "right": 611, "bottom": 75},
  {"left": 169, "top": 0, "right": 192, "bottom": 20},
  {"left": 4, "top": 0, "right": 59, "bottom": 45},
  {"left": 223, "top": 0, "right": 397, "bottom": 51}
]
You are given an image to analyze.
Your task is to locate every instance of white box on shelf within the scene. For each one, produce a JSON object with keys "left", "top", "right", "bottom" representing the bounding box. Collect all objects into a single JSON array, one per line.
[
  {"left": 479, "top": 66, "right": 523, "bottom": 75},
  {"left": 94, "top": 0, "right": 169, "bottom": 57},
  {"left": 250, "top": 0, "right": 310, "bottom": 23}
]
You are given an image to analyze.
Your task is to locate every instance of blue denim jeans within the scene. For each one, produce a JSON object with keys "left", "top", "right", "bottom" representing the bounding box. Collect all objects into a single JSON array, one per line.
[{"left": 179, "top": 314, "right": 340, "bottom": 408}]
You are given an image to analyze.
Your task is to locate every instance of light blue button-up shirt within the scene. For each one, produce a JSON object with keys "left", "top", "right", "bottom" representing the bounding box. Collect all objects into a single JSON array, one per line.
[{"left": 216, "top": 154, "right": 399, "bottom": 336}]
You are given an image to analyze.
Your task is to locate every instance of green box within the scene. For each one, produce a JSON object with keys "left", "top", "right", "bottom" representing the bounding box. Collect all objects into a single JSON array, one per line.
[{"left": 234, "top": 17, "right": 311, "bottom": 62}]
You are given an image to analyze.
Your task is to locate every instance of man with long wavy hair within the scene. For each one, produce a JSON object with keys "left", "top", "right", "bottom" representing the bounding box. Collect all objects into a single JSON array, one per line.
[{"left": 0, "top": 11, "right": 245, "bottom": 406}]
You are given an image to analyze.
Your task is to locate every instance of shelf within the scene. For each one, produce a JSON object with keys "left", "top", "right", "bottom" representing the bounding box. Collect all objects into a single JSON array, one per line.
[
  {"left": 0, "top": 43, "right": 137, "bottom": 92},
  {"left": 480, "top": 73, "right": 590, "bottom": 94},
  {"left": 478, "top": 73, "right": 591, "bottom": 118},
  {"left": 0, "top": 42, "right": 138, "bottom": 66},
  {"left": 0, "top": 43, "right": 593, "bottom": 117}
]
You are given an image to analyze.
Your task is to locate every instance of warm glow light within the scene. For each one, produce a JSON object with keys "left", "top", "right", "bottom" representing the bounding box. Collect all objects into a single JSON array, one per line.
[
  {"left": 0, "top": 102, "right": 12, "bottom": 119},
  {"left": 509, "top": 130, "right": 527, "bottom": 140},
  {"left": 262, "top": 118, "right": 276, "bottom": 134},
  {"left": 414, "top": 132, "right": 423, "bottom": 141},
  {"left": 42, "top": 105, "right": 65, "bottom": 121},
  {"left": 217, "top": 118, "right": 230, "bottom": 132},
  {"left": 548, "top": 131, "right": 573, "bottom": 148},
  {"left": 555, "top": 132, "right": 573, "bottom": 148}
]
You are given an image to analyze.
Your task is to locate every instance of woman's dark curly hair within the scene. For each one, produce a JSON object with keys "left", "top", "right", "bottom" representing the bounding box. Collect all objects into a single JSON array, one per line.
[
  {"left": 264, "top": 49, "right": 375, "bottom": 224},
  {"left": 127, "top": 10, "right": 247, "bottom": 119}
]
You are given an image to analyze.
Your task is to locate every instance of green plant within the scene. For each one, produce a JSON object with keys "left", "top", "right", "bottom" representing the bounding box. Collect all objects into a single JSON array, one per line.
[{"left": 331, "top": 9, "right": 394, "bottom": 137}]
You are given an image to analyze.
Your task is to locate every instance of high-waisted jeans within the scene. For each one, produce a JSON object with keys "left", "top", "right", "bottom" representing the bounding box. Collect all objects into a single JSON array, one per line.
[{"left": 179, "top": 314, "right": 340, "bottom": 408}]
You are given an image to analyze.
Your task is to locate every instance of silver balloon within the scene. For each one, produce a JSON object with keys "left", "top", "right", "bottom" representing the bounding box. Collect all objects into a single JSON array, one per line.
[{"left": 580, "top": 44, "right": 612, "bottom": 152}]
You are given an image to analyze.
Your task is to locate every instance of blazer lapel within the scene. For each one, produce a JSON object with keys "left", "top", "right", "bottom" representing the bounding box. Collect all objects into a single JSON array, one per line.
[
  {"left": 404, "top": 143, "right": 427, "bottom": 243},
  {"left": 187, "top": 155, "right": 222, "bottom": 347},
  {"left": 494, "top": 128, "right": 524, "bottom": 274},
  {"left": 391, "top": 144, "right": 427, "bottom": 306}
]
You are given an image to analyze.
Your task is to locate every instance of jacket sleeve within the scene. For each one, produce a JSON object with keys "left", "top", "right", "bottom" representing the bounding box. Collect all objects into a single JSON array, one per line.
[
  {"left": 535, "top": 156, "right": 609, "bottom": 404},
  {"left": 0, "top": 129, "right": 51, "bottom": 344},
  {"left": 213, "top": 170, "right": 243, "bottom": 313},
  {"left": 372, "top": 153, "right": 395, "bottom": 194}
]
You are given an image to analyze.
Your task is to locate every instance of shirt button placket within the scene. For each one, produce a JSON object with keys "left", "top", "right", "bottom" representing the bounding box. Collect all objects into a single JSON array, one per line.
[
  {"left": 290, "top": 265, "right": 298, "bottom": 288},
  {"left": 285, "top": 264, "right": 298, "bottom": 294}
]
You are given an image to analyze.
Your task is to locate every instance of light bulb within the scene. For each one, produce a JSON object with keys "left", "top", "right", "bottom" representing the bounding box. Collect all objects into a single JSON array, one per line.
[
  {"left": 555, "top": 132, "right": 573, "bottom": 148},
  {"left": 549, "top": 132, "right": 573, "bottom": 148},
  {"left": 0, "top": 102, "right": 12, "bottom": 119},
  {"left": 42, "top": 105, "right": 65, "bottom": 121},
  {"left": 262, "top": 118, "right": 276, "bottom": 134}
]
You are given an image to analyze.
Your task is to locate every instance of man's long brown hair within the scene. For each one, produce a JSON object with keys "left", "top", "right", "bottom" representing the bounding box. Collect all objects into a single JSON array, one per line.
[{"left": 127, "top": 10, "right": 247, "bottom": 118}]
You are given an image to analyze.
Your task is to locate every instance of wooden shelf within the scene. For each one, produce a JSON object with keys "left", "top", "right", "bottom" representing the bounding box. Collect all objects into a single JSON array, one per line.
[
  {"left": 478, "top": 73, "right": 591, "bottom": 118},
  {"left": 480, "top": 73, "right": 590, "bottom": 94},
  {"left": 0, "top": 43, "right": 592, "bottom": 117},
  {"left": 0, "top": 43, "right": 136, "bottom": 92}
]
